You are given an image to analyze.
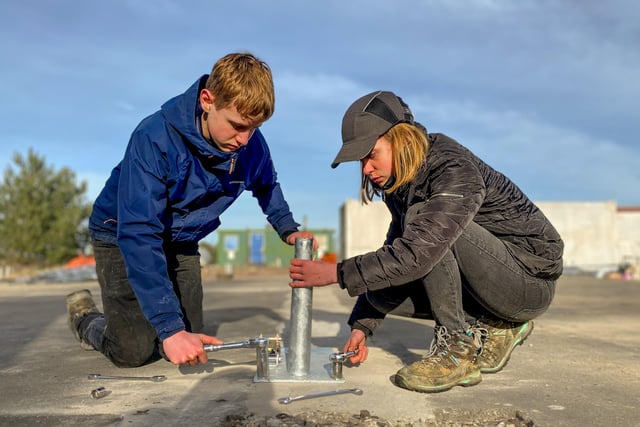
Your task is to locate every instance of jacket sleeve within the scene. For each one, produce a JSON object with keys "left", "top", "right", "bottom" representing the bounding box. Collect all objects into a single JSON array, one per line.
[
  {"left": 116, "top": 130, "right": 186, "bottom": 341},
  {"left": 339, "top": 157, "right": 486, "bottom": 297},
  {"left": 347, "top": 294, "right": 386, "bottom": 336}
]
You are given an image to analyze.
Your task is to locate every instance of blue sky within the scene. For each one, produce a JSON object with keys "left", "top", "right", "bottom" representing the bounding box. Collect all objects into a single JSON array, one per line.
[{"left": 1, "top": 1, "right": 638, "bottom": 242}]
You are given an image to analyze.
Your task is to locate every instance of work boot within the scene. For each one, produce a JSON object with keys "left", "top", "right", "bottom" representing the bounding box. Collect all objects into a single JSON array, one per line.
[
  {"left": 66, "top": 289, "right": 99, "bottom": 350},
  {"left": 394, "top": 326, "right": 481, "bottom": 393},
  {"left": 471, "top": 319, "right": 534, "bottom": 374}
]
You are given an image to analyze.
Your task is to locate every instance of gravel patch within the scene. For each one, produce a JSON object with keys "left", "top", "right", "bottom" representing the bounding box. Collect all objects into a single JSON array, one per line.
[{"left": 221, "top": 408, "right": 536, "bottom": 426}]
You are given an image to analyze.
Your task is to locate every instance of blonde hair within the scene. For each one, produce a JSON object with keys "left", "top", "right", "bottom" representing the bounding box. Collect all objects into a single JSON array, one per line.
[
  {"left": 361, "top": 122, "right": 429, "bottom": 204},
  {"left": 206, "top": 52, "right": 275, "bottom": 123}
]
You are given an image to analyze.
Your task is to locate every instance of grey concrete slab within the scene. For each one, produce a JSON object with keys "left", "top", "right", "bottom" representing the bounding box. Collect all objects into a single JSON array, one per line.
[{"left": 0, "top": 274, "right": 638, "bottom": 426}]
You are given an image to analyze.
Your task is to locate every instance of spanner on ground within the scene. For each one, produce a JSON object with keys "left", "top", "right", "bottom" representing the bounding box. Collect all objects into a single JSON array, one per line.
[
  {"left": 278, "top": 388, "right": 363, "bottom": 404},
  {"left": 87, "top": 373, "right": 167, "bottom": 382}
]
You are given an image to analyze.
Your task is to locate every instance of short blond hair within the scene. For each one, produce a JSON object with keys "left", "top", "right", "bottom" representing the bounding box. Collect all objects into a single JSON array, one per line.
[
  {"left": 361, "top": 122, "right": 429, "bottom": 203},
  {"left": 206, "top": 52, "right": 275, "bottom": 123}
]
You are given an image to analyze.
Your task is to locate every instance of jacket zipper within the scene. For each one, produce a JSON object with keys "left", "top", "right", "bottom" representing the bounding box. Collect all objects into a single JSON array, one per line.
[{"left": 229, "top": 157, "right": 236, "bottom": 174}]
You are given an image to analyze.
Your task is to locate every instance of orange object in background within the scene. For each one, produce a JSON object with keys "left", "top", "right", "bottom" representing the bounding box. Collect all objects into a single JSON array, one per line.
[
  {"left": 320, "top": 252, "right": 337, "bottom": 264},
  {"left": 65, "top": 254, "right": 96, "bottom": 268}
]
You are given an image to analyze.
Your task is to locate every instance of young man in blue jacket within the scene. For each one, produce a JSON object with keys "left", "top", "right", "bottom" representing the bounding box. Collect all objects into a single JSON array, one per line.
[{"left": 66, "top": 52, "right": 314, "bottom": 368}]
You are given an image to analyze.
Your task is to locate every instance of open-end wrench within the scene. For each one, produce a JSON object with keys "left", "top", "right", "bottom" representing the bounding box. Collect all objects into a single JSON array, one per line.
[
  {"left": 87, "top": 373, "right": 167, "bottom": 382},
  {"left": 278, "top": 388, "right": 363, "bottom": 404}
]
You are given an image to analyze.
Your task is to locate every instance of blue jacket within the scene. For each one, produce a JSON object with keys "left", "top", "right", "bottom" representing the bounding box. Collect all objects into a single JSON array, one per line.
[{"left": 89, "top": 76, "right": 299, "bottom": 340}]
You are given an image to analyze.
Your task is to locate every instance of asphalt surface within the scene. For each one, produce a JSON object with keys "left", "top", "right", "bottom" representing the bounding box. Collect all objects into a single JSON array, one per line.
[{"left": 0, "top": 272, "right": 638, "bottom": 426}]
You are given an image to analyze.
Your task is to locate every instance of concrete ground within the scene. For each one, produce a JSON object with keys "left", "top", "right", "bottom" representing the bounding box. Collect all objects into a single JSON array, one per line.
[{"left": 0, "top": 273, "right": 638, "bottom": 426}]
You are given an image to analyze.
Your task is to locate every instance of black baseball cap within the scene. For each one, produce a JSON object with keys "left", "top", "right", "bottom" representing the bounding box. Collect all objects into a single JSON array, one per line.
[{"left": 331, "top": 90, "right": 414, "bottom": 168}]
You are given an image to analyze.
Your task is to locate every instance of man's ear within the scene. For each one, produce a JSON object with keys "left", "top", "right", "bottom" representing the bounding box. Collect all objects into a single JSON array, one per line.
[{"left": 200, "top": 89, "right": 215, "bottom": 112}]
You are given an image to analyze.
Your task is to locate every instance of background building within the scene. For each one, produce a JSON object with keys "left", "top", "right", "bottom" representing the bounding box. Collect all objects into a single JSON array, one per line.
[
  {"left": 536, "top": 202, "right": 640, "bottom": 274},
  {"left": 216, "top": 227, "right": 335, "bottom": 268},
  {"left": 340, "top": 199, "right": 640, "bottom": 276},
  {"left": 212, "top": 200, "right": 640, "bottom": 278}
]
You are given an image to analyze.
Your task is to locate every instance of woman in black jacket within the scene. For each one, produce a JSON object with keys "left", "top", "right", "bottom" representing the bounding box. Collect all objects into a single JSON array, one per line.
[{"left": 289, "top": 90, "right": 564, "bottom": 393}]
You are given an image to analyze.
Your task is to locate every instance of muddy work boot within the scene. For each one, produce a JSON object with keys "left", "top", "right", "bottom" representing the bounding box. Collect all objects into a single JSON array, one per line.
[
  {"left": 472, "top": 319, "right": 534, "bottom": 374},
  {"left": 394, "top": 326, "right": 481, "bottom": 393},
  {"left": 66, "top": 289, "right": 100, "bottom": 350}
]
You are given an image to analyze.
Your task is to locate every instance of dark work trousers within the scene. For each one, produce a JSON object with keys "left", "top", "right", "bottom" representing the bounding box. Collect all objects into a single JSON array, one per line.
[
  {"left": 77, "top": 240, "right": 203, "bottom": 367},
  {"left": 365, "top": 221, "right": 557, "bottom": 333}
]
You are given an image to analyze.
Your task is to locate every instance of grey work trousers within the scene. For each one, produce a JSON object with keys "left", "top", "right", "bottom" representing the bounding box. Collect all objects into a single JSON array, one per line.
[
  {"left": 77, "top": 240, "right": 203, "bottom": 367},
  {"left": 366, "top": 221, "right": 557, "bottom": 332}
]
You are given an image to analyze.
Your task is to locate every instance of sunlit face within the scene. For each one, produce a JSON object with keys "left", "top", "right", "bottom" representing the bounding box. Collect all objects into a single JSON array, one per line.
[
  {"left": 199, "top": 89, "right": 261, "bottom": 152},
  {"left": 361, "top": 136, "right": 394, "bottom": 187}
]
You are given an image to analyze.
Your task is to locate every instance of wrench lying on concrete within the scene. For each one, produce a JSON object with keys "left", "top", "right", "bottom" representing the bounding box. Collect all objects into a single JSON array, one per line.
[
  {"left": 278, "top": 388, "right": 363, "bottom": 404},
  {"left": 87, "top": 373, "right": 167, "bottom": 382}
]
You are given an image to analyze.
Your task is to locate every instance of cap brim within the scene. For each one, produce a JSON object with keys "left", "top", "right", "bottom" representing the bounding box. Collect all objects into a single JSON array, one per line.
[{"left": 330, "top": 134, "right": 377, "bottom": 168}]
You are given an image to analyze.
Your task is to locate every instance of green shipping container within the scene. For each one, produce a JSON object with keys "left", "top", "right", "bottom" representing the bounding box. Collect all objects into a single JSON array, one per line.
[{"left": 216, "top": 227, "right": 335, "bottom": 267}]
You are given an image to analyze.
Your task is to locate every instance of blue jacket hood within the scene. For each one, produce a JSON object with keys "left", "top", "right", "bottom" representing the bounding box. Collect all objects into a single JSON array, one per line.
[{"left": 160, "top": 75, "right": 237, "bottom": 162}]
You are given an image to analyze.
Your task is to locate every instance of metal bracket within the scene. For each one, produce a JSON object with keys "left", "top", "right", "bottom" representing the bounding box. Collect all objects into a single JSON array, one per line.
[{"left": 205, "top": 335, "right": 282, "bottom": 381}]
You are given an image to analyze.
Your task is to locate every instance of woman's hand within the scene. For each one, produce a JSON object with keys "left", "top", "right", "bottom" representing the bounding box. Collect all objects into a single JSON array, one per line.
[
  {"left": 289, "top": 258, "right": 338, "bottom": 287},
  {"left": 343, "top": 329, "right": 369, "bottom": 364}
]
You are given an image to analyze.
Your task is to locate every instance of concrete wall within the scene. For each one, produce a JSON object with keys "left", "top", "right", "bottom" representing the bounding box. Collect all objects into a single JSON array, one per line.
[
  {"left": 616, "top": 207, "right": 640, "bottom": 266},
  {"left": 535, "top": 201, "right": 619, "bottom": 270},
  {"left": 340, "top": 199, "right": 390, "bottom": 259},
  {"left": 340, "top": 199, "right": 640, "bottom": 274}
]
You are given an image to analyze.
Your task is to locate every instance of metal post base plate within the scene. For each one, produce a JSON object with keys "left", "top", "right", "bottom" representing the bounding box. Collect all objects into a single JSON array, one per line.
[{"left": 254, "top": 346, "right": 345, "bottom": 383}]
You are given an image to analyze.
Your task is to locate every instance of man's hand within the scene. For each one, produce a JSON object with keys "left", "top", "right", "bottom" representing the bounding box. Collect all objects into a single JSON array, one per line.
[
  {"left": 162, "top": 330, "right": 223, "bottom": 366},
  {"left": 344, "top": 329, "right": 368, "bottom": 364},
  {"left": 286, "top": 231, "right": 319, "bottom": 251},
  {"left": 289, "top": 258, "right": 338, "bottom": 287}
]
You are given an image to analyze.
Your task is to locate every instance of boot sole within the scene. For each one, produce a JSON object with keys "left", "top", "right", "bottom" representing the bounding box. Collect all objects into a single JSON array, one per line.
[
  {"left": 66, "top": 289, "right": 98, "bottom": 345},
  {"left": 480, "top": 321, "right": 534, "bottom": 374},
  {"left": 394, "top": 370, "right": 482, "bottom": 393}
]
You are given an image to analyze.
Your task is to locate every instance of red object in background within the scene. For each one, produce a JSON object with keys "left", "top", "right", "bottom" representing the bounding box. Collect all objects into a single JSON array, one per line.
[
  {"left": 65, "top": 254, "right": 96, "bottom": 268},
  {"left": 321, "top": 252, "right": 337, "bottom": 264}
]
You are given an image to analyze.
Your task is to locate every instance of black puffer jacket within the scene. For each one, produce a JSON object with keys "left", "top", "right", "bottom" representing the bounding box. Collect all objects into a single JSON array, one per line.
[{"left": 338, "top": 132, "right": 564, "bottom": 300}]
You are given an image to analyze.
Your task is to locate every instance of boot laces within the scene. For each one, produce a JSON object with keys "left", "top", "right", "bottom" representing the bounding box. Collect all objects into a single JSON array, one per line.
[
  {"left": 426, "top": 325, "right": 453, "bottom": 357},
  {"left": 468, "top": 321, "right": 489, "bottom": 355}
]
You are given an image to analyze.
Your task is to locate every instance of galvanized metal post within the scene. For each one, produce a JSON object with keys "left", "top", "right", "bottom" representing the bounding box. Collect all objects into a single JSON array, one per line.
[{"left": 288, "top": 237, "right": 314, "bottom": 376}]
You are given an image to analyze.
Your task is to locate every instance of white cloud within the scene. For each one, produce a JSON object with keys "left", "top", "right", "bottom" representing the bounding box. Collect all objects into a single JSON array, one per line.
[
  {"left": 275, "top": 72, "right": 364, "bottom": 105},
  {"left": 1, "top": 0, "right": 638, "bottom": 236},
  {"left": 409, "top": 94, "right": 640, "bottom": 204},
  {"left": 114, "top": 100, "right": 136, "bottom": 112}
]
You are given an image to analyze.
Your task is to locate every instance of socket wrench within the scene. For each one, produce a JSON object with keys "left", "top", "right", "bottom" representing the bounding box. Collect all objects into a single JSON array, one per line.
[
  {"left": 329, "top": 349, "right": 359, "bottom": 380},
  {"left": 278, "top": 387, "right": 363, "bottom": 404},
  {"left": 88, "top": 373, "right": 167, "bottom": 382},
  {"left": 203, "top": 337, "right": 268, "bottom": 352}
]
